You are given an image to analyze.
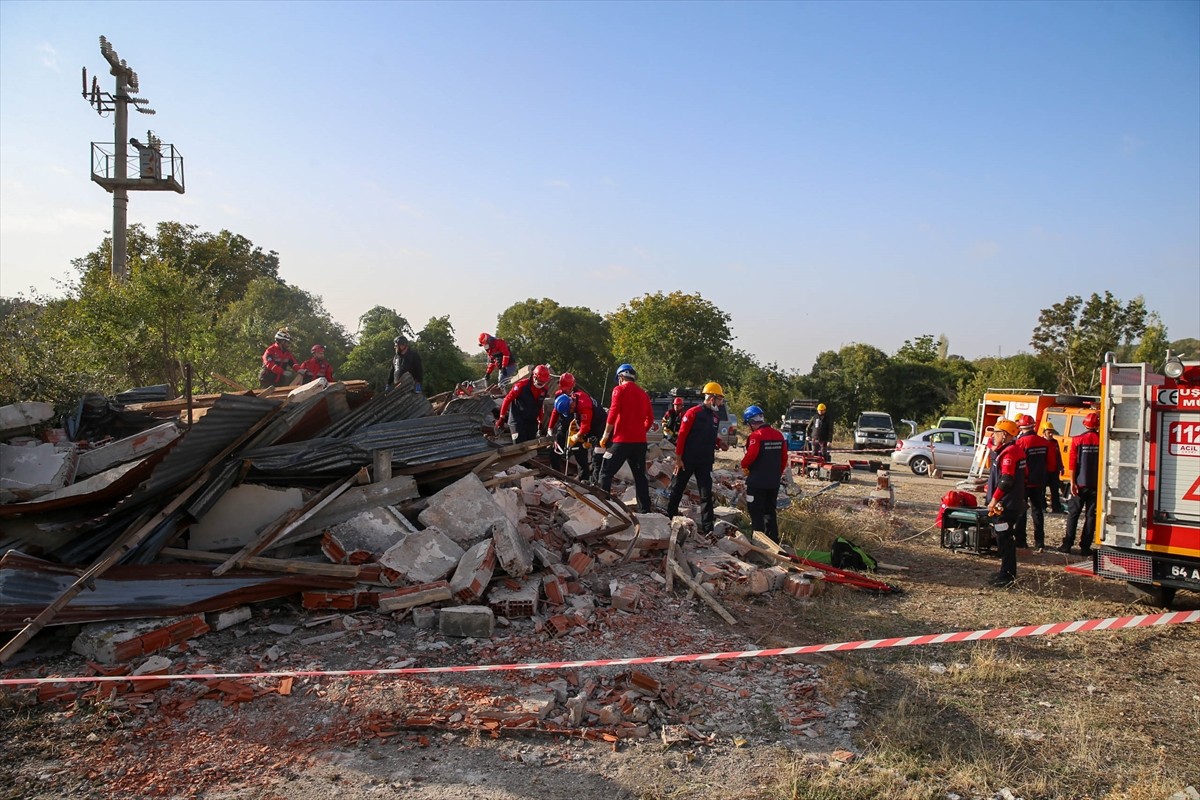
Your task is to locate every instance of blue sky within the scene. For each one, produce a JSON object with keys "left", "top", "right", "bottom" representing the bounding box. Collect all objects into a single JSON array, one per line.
[{"left": 2, "top": 0, "right": 1197, "bottom": 373}]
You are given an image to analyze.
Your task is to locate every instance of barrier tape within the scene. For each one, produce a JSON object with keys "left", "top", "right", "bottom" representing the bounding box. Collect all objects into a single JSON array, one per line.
[{"left": 2, "top": 609, "right": 1196, "bottom": 688}]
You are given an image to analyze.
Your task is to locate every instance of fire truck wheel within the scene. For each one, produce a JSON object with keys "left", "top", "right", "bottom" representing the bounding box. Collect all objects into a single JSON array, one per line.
[
  {"left": 908, "top": 456, "right": 931, "bottom": 476},
  {"left": 1126, "top": 582, "right": 1176, "bottom": 608}
]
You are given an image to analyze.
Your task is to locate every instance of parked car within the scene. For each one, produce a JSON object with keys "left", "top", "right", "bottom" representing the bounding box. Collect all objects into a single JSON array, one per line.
[
  {"left": 852, "top": 411, "right": 896, "bottom": 451},
  {"left": 892, "top": 428, "right": 978, "bottom": 475},
  {"left": 937, "top": 416, "right": 976, "bottom": 433}
]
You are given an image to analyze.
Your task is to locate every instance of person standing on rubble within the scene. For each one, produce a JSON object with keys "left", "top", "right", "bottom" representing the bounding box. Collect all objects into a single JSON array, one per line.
[
  {"left": 388, "top": 336, "right": 424, "bottom": 393},
  {"left": 547, "top": 373, "right": 601, "bottom": 481},
  {"left": 498, "top": 364, "right": 550, "bottom": 443},
  {"left": 259, "top": 329, "right": 299, "bottom": 388},
  {"left": 1060, "top": 411, "right": 1101, "bottom": 557},
  {"left": 806, "top": 403, "right": 833, "bottom": 459},
  {"left": 740, "top": 405, "right": 788, "bottom": 542},
  {"left": 1014, "top": 414, "right": 1052, "bottom": 552},
  {"left": 298, "top": 344, "right": 334, "bottom": 383},
  {"left": 661, "top": 397, "right": 685, "bottom": 444},
  {"left": 598, "top": 363, "right": 655, "bottom": 512},
  {"left": 985, "top": 418, "right": 1026, "bottom": 587},
  {"left": 665, "top": 382, "right": 729, "bottom": 534},
  {"left": 479, "top": 333, "right": 513, "bottom": 388}
]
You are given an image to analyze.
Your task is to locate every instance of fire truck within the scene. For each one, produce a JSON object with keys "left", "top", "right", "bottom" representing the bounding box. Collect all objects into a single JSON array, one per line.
[{"left": 1092, "top": 352, "right": 1200, "bottom": 607}]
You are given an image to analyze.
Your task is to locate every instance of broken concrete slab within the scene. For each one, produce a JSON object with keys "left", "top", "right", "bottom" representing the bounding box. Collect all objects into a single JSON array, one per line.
[
  {"left": 324, "top": 507, "right": 411, "bottom": 564},
  {"left": 273, "top": 475, "right": 420, "bottom": 547},
  {"left": 189, "top": 484, "right": 306, "bottom": 551},
  {"left": 489, "top": 518, "right": 533, "bottom": 578},
  {"left": 439, "top": 605, "right": 495, "bottom": 638},
  {"left": 0, "top": 401, "right": 55, "bottom": 440},
  {"left": 605, "top": 513, "right": 672, "bottom": 554},
  {"left": 0, "top": 442, "right": 79, "bottom": 503},
  {"left": 411, "top": 606, "right": 438, "bottom": 629},
  {"left": 492, "top": 486, "right": 526, "bottom": 526},
  {"left": 418, "top": 473, "right": 508, "bottom": 548},
  {"left": 378, "top": 526, "right": 465, "bottom": 584},
  {"left": 72, "top": 615, "right": 211, "bottom": 664},
  {"left": 205, "top": 606, "right": 252, "bottom": 632},
  {"left": 449, "top": 539, "right": 496, "bottom": 602},
  {"left": 378, "top": 581, "right": 452, "bottom": 612},
  {"left": 76, "top": 421, "right": 181, "bottom": 478}
]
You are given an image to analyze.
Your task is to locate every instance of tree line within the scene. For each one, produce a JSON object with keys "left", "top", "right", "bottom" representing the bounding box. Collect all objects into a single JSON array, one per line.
[{"left": 2, "top": 223, "right": 1191, "bottom": 434}]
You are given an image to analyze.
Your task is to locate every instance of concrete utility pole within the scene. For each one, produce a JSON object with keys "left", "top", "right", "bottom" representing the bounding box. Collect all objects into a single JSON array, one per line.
[{"left": 82, "top": 36, "right": 185, "bottom": 281}]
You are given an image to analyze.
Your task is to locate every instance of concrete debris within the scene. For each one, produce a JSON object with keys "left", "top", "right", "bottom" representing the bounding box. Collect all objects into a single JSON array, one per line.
[
  {"left": 378, "top": 526, "right": 465, "bottom": 584},
  {"left": 323, "top": 506, "right": 411, "bottom": 564},
  {"left": 0, "top": 441, "right": 79, "bottom": 503},
  {"left": 439, "top": 604, "right": 495, "bottom": 638},
  {"left": 190, "top": 484, "right": 306, "bottom": 551},
  {"left": 418, "top": 473, "right": 509, "bottom": 548}
]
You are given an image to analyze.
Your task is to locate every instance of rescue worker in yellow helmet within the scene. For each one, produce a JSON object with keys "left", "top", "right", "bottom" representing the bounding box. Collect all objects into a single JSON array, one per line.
[
  {"left": 806, "top": 402, "right": 833, "bottom": 460},
  {"left": 665, "top": 382, "right": 729, "bottom": 534}
]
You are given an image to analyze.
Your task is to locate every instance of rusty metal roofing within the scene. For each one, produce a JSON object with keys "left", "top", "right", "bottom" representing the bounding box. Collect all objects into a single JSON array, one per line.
[{"left": 0, "top": 551, "right": 354, "bottom": 629}]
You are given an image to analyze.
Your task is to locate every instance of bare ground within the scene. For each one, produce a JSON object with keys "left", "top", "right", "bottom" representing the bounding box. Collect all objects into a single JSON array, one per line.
[{"left": 2, "top": 449, "right": 1198, "bottom": 800}]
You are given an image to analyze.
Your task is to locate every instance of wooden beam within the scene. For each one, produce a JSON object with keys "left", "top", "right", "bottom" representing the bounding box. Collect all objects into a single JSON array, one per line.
[
  {"left": 159, "top": 547, "right": 363, "bottom": 578},
  {"left": 210, "top": 372, "right": 249, "bottom": 392},
  {"left": 667, "top": 558, "right": 737, "bottom": 625}
]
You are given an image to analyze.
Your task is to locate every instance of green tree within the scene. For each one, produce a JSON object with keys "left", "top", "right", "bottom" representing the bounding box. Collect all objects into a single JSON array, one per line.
[
  {"left": 415, "top": 315, "right": 473, "bottom": 395},
  {"left": 496, "top": 299, "right": 613, "bottom": 393},
  {"left": 894, "top": 334, "right": 940, "bottom": 364},
  {"left": 1030, "top": 292, "right": 1148, "bottom": 394},
  {"left": 724, "top": 354, "right": 802, "bottom": 427},
  {"left": 807, "top": 343, "right": 891, "bottom": 429},
  {"left": 605, "top": 291, "right": 734, "bottom": 391},
  {"left": 945, "top": 354, "right": 1058, "bottom": 419},
  {"left": 339, "top": 306, "right": 413, "bottom": 390}
]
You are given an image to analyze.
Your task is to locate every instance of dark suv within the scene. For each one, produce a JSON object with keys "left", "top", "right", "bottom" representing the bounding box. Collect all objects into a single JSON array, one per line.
[{"left": 853, "top": 411, "right": 896, "bottom": 451}]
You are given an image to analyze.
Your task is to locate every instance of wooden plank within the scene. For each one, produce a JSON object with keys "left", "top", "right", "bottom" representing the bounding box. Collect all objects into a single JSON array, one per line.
[
  {"left": 210, "top": 373, "right": 249, "bottom": 392},
  {"left": 667, "top": 558, "right": 737, "bottom": 625},
  {"left": 159, "top": 547, "right": 363, "bottom": 578},
  {"left": 211, "top": 470, "right": 361, "bottom": 576}
]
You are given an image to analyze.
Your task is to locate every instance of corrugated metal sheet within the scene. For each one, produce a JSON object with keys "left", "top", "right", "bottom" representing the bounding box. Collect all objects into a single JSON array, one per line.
[
  {"left": 243, "top": 383, "right": 352, "bottom": 449},
  {"left": 241, "top": 414, "right": 492, "bottom": 478},
  {"left": 321, "top": 375, "right": 432, "bottom": 438},
  {"left": 115, "top": 384, "right": 172, "bottom": 404},
  {"left": 0, "top": 551, "right": 354, "bottom": 629}
]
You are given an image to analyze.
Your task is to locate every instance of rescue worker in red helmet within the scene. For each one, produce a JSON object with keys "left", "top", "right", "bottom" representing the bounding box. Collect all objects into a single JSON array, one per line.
[
  {"left": 498, "top": 364, "right": 550, "bottom": 443},
  {"left": 1061, "top": 411, "right": 1101, "bottom": 557},
  {"left": 547, "top": 372, "right": 603, "bottom": 482},
  {"left": 298, "top": 344, "right": 334, "bottom": 383},
  {"left": 480, "top": 333, "right": 513, "bottom": 388},
  {"left": 985, "top": 418, "right": 1026, "bottom": 587},
  {"left": 259, "top": 328, "right": 299, "bottom": 388},
  {"left": 1014, "top": 414, "right": 1054, "bottom": 552},
  {"left": 661, "top": 396, "right": 685, "bottom": 444}
]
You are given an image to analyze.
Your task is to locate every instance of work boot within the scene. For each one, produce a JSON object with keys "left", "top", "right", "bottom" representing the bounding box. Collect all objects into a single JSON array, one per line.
[
  {"left": 1057, "top": 543, "right": 1073, "bottom": 554},
  {"left": 987, "top": 573, "right": 1015, "bottom": 588}
]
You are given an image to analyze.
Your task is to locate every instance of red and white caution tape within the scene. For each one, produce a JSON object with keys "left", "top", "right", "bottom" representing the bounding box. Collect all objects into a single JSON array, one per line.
[{"left": 2, "top": 609, "right": 1196, "bottom": 688}]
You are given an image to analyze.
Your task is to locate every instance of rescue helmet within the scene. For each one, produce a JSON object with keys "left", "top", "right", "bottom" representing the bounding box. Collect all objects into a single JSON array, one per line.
[
  {"left": 1084, "top": 411, "right": 1100, "bottom": 430},
  {"left": 616, "top": 363, "right": 636, "bottom": 380},
  {"left": 673, "top": 397, "right": 685, "bottom": 408},
  {"left": 702, "top": 382, "right": 724, "bottom": 397},
  {"left": 393, "top": 335, "right": 407, "bottom": 346},
  {"left": 274, "top": 329, "right": 292, "bottom": 343},
  {"left": 816, "top": 403, "right": 827, "bottom": 413},
  {"left": 993, "top": 418, "right": 1019, "bottom": 437},
  {"left": 1017, "top": 414, "right": 1036, "bottom": 429},
  {"left": 558, "top": 372, "right": 575, "bottom": 393},
  {"left": 554, "top": 394, "right": 572, "bottom": 417},
  {"left": 1040, "top": 421, "right": 1057, "bottom": 435},
  {"left": 532, "top": 364, "right": 551, "bottom": 387},
  {"left": 478, "top": 332, "right": 491, "bottom": 346},
  {"left": 742, "top": 405, "right": 765, "bottom": 425},
  {"left": 311, "top": 344, "right": 325, "bottom": 355}
]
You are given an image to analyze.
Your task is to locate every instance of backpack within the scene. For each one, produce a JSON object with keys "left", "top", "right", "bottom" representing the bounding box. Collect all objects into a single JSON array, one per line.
[{"left": 830, "top": 537, "right": 877, "bottom": 572}]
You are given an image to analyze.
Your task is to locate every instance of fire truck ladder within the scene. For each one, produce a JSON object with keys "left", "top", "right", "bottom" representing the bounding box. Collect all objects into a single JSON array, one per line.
[{"left": 1102, "top": 362, "right": 1150, "bottom": 549}]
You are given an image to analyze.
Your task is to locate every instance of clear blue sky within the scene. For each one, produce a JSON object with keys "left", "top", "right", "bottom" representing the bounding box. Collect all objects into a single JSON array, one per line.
[{"left": 2, "top": 0, "right": 1197, "bottom": 372}]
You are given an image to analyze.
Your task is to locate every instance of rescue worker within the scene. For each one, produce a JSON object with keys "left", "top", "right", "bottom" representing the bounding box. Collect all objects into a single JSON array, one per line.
[
  {"left": 298, "top": 344, "right": 334, "bottom": 383},
  {"left": 661, "top": 397, "right": 685, "bottom": 444},
  {"left": 1060, "top": 412, "right": 1101, "bottom": 557},
  {"left": 985, "top": 418, "right": 1026, "bottom": 587},
  {"left": 547, "top": 373, "right": 602, "bottom": 481},
  {"left": 498, "top": 364, "right": 550, "bottom": 443},
  {"left": 479, "top": 333, "right": 513, "bottom": 387},
  {"left": 740, "top": 405, "right": 788, "bottom": 542},
  {"left": 1015, "top": 414, "right": 1053, "bottom": 552},
  {"left": 665, "top": 382, "right": 730, "bottom": 533},
  {"left": 259, "top": 329, "right": 299, "bottom": 388},
  {"left": 1041, "top": 421, "right": 1066, "bottom": 513},
  {"left": 807, "top": 403, "right": 833, "bottom": 460},
  {"left": 387, "top": 335, "right": 424, "bottom": 393},
  {"left": 598, "top": 363, "right": 655, "bottom": 512}
]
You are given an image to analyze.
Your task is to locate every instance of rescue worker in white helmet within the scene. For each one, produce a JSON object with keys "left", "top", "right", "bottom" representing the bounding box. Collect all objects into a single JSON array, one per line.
[{"left": 259, "top": 328, "right": 299, "bottom": 388}]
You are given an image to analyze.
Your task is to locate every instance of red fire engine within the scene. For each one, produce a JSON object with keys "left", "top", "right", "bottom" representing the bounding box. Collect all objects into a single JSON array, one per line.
[{"left": 1092, "top": 352, "right": 1200, "bottom": 607}]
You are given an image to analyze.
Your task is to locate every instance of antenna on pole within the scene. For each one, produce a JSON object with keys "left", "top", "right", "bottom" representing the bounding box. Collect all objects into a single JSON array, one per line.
[{"left": 81, "top": 36, "right": 184, "bottom": 282}]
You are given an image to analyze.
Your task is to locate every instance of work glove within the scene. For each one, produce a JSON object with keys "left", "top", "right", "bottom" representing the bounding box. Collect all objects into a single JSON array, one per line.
[
  {"left": 567, "top": 433, "right": 581, "bottom": 447},
  {"left": 741, "top": 466, "right": 750, "bottom": 477}
]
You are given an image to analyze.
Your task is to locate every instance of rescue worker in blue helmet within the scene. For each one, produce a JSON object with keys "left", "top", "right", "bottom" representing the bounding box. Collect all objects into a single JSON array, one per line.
[{"left": 740, "top": 405, "right": 789, "bottom": 542}]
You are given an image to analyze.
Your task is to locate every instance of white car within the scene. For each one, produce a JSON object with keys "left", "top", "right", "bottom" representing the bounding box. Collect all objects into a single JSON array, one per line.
[{"left": 891, "top": 428, "right": 978, "bottom": 475}]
